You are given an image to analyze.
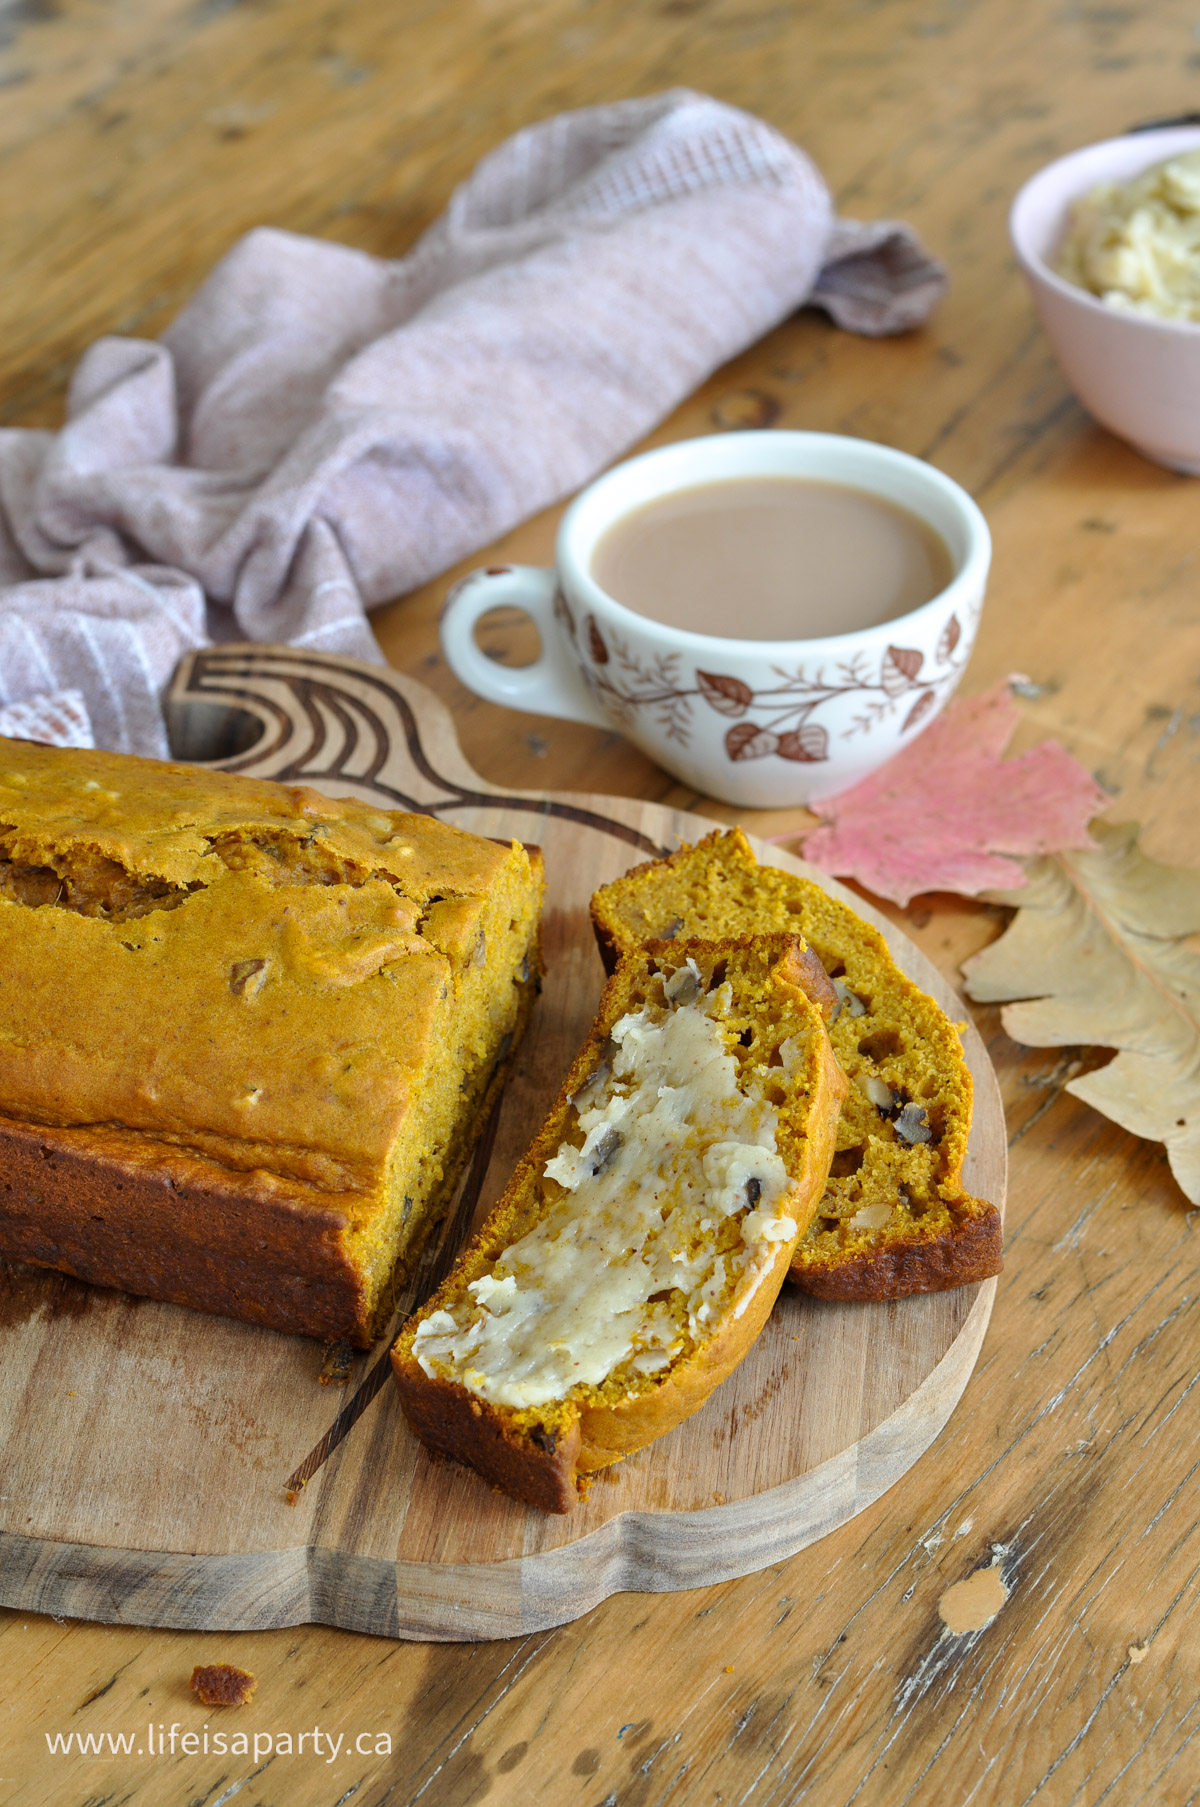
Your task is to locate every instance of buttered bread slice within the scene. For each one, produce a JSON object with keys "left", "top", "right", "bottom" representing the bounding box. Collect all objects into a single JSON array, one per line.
[
  {"left": 392, "top": 937, "right": 846, "bottom": 1512},
  {"left": 591, "top": 830, "right": 1002, "bottom": 1301}
]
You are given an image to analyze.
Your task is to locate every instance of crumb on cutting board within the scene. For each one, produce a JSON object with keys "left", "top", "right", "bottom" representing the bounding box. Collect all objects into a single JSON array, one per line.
[
  {"left": 190, "top": 1663, "right": 258, "bottom": 1707},
  {"left": 319, "top": 1340, "right": 354, "bottom": 1386}
]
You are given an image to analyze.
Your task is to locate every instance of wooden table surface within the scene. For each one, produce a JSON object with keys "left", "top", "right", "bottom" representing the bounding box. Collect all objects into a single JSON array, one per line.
[{"left": 3, "top": 1, "right": 1200, "bottom": 1802}]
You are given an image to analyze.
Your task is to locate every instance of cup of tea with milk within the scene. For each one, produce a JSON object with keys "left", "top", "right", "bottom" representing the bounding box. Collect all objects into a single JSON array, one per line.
[{"left": 439, "top": 432, "right": 991, "bottom": 807}]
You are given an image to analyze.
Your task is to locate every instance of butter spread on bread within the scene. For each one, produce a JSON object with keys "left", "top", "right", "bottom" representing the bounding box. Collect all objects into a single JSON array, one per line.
[{"left": 392, "top": 937, "right": 846, "bottom": 1511}]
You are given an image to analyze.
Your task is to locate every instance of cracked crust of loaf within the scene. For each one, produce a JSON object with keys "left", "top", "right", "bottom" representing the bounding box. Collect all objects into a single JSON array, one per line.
[
  {"left": 392, "top": 937, "right": 847, "bottom": 1512},
  {"left": 590, "top": 829, "right": 1002, "bottom": 1302},
  {"left": 0, "top": 742, "right": 545, "bottom": 1343}
]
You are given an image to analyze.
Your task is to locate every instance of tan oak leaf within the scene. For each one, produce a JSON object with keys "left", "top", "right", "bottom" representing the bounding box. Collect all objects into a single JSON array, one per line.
[{"left": 962, "top": 820, "right": 1200, "bottom": 1204}]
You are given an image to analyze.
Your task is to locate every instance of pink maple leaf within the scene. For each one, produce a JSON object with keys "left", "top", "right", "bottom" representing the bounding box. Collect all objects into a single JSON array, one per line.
[{"left": 800, "top": 678, "right": 1108, "bottom": 906}]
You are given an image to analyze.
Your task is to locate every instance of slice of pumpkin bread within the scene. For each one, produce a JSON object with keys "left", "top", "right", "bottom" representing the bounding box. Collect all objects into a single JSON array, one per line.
[
  {"left": 590, "top": 830, "right": 1001, "bottom": 1301},
  {"left": 392, "top": 937, "right": 846, "bottom": 1512}
]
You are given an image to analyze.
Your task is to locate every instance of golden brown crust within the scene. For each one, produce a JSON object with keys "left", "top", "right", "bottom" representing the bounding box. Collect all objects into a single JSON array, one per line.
[
  {"left": 399, "top": 1374, "right": 584, "bottom": 1514},
  {"left": 0, "top": 1114, "right": 370, "bottom": 1343},
  {"left": 392, "top": 937, "right": 846, "bottom": 1510},
  {"left": 792, "top": 1198, "right": 1003, "bottom": 1301},
  {"left": 0, "top": 742, "right": 534, "bottom": 1184},
  {"left": 0, "top": 952, "right": 542, "bottom": 1346},
  {"left": 591, "top": 862, "right": 838, "bottom": 1023}
]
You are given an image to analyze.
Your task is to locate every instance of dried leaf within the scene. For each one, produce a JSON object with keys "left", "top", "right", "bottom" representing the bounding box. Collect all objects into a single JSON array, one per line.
[
  {"left": 697, "top": 670, "right": 754, "bottom": 717},
  {"left": 963, "top": 821, "right": 1200, "bottom": 1204},
  {"left": 726, "top": 722, "right": 777, "bottom": 761},
  {"left": 802, "top": 678, "right": 1108, "bottom": 905}
]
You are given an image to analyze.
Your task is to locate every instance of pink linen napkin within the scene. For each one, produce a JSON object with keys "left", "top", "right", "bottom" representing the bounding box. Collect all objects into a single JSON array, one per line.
[{"left": 0, "top": 90, "right": 946, "bottom": 757}]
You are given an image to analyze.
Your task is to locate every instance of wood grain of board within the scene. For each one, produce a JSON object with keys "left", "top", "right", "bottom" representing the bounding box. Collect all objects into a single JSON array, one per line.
[
  {"left": 0, "top": 646, "right": 1005, "bottom": 1641},
  {"left": 4, "top": 0, "right": 1200, "bottom": 1802}
]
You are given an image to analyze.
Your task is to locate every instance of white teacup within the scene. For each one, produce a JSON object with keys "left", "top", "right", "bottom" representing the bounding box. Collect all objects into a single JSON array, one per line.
[{"left": 439, "top": 431, "right": 991, "bottom": 807}]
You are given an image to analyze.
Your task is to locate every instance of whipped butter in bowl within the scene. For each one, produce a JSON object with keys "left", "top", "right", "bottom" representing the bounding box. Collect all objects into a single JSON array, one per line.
[
  {"left": 1057, "top": 148, "right": 1200, "bottom": 322},
  {"left": 1011, "top": 125, "right": 1200, "bottom": 473}
]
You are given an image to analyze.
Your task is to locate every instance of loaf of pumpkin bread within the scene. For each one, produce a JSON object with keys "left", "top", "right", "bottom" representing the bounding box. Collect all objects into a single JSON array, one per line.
[
  {"left": 0, "top": 742, "right": 544, "bottom": 1344},
  {"left": 392, "top": 937, "right": 846, "bottom": 1511},
  {"left": 590, "top": 830, "right": 1001, "bottom": 1301}
]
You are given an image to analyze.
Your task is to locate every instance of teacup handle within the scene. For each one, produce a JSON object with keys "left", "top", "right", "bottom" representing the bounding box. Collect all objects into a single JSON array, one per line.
[{"left": 439, "top": 565, "right": 610, "bottom": 728}]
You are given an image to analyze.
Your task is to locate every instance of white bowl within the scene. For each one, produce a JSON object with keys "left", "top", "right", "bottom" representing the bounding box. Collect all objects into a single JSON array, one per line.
[{"left": 1010, "top": 126, "right": 1200, "bottom": 473}]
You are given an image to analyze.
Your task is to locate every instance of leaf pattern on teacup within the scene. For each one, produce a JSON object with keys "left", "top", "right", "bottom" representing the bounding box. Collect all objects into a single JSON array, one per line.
[
  {"left": 697, "top": 670, "right": 754, "bottom": 717},
  {"left": 937, "top": 613, "right": 962, "bottom": 663},
  {"left": 586, "top": 616, "right": 610, "bottom": 664},
  {"left": 881, "top": 645, "right": 924, "bottom": 696},
  {"left": 554, "top": 588, "right": 576, "bottom": 639},
  {"left": 902, "top": 689, "right": 939, "bottom": 735},
  {"left": 777, "top": 723, "right": 829, "bottom": 763},
  {"left": 726, "top": 723, "right": 778, "bottom": 761},
  {"left": 571, "top": 609, "right": 974, "bottom": 765}
]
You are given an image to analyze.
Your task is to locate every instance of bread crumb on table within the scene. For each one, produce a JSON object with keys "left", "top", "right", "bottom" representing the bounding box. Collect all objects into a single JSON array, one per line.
[
  {"left": 190, "top": 1664, "right": 258, "bottom": 1707},
  {"left": 319, "top": 1340, "right": 354, "bottom": 1386}
]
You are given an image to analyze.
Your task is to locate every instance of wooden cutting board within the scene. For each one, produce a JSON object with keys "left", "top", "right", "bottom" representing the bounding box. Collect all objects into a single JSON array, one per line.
[{"left": 0, "top": 645, "right": 1006, "bottom": 1642}]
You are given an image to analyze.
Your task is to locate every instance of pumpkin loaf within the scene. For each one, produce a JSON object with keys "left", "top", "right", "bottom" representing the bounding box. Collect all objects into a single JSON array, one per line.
[
  {"left": 590, "top": 830, "right": 1001, "bottom": 1301},
  {"left": 392, "top": 937, "right": 847, "bottom": 1511},
  {"left": 0, "top": 741, "right": 544, "bottom": 1345}
]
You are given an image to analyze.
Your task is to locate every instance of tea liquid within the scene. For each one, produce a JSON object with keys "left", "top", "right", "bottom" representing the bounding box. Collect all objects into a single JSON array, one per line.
[{"left": 590, "top": 476, "right": 953, "bottom": 641}]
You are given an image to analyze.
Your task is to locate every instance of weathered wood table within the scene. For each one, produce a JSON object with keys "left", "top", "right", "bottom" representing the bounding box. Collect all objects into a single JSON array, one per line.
[{"left": 2, "top": 0, "right": 1198, "bottom": 1801}]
